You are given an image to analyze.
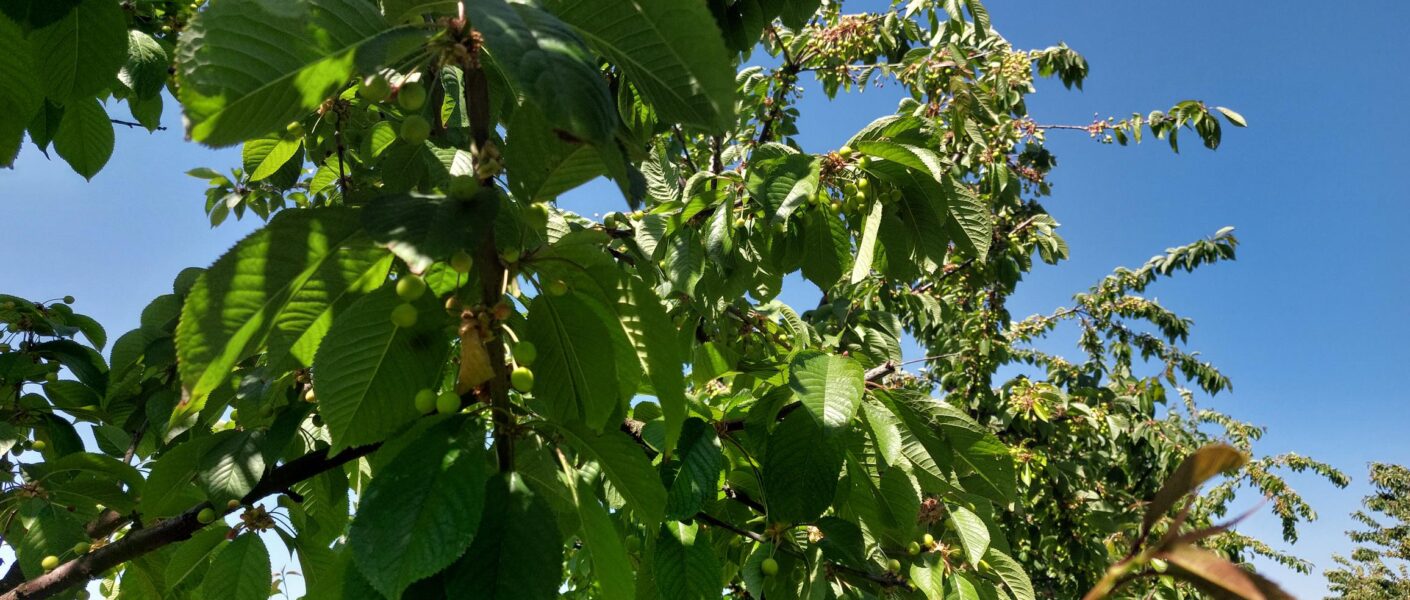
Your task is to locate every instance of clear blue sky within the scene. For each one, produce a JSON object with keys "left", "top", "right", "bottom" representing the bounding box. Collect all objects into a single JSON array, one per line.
[{"left": 2, "top": 2, "right": 1407, "bottom": 597}]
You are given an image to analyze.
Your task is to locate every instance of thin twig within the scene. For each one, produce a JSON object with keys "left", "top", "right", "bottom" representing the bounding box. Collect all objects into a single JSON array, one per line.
[{"left": 109, "top": 119, "right": 166, "bottom": 131}]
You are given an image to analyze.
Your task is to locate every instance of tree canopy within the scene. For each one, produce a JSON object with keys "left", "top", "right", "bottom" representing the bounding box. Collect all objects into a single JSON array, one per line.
[{"left": 0, "top": 1, "right": 1350, "bottom": 599}]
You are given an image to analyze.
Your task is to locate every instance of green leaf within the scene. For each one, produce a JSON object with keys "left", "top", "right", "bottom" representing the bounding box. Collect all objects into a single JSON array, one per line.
[
  {"left": 505, "top": 102, "right": 608, "bottom": 203},
  {"left": 943, "top": 178, "right": 991, "bottom": 260},
  {"left": 141, "top": 434, "right": 223, "bottom": 518},
  {"left": 175, "top": 208, "right": 392, "bottom": 430},
  {"left": 444, "top": 473, "right": 563, "bottom": 600},
  {"left": 615, "top": 277, "right": 687, "bottom": 454},
  {"left": 349, "top": 420, "right": 488, "bottom": 598},
  {"left": 0, "top": 14, "right": 40, "bottom": 167},
  {"left": 654, "top": 521, "right": 721, "bottom": 600},
  {"left": 526, "top": 291, "right": 634, "bottom": 431},
  {"left": 1157, "top": 545, "right": 1291, "bottom": 600},
  {"left": 850, "top": 199, "right": 883, "bottom": 283},
  {"left": 165, "top": 527, "right": 232, "bottom": 592},
  {"left": 15, "top": 505, "right": 87, "bottom": 578},
  {"left": 949, "top": 504, "right": 990, "bottom": 567},
  {"left": 197, "top": 430, "right": 266, "bottom": 507},
  {"left": 28, "top": 0, "right": 127, "bottom": 102},
  {"left": 664, "top": 418, "right": 722, "bottom": 520},
  {"left": 545, "top": 0, "right": 736, "bottom": 132},
  {"left": 1142, "top": 444, "right": 1247, "bottom": 535},
  {"left": 882, "top": 391, "right": 1014, "bottom": 503},
  {"left": 909, "top": 553, "right": 947, "bottom": 600},
  {"left": 789, "top": 351, "right": 864, "bottom": 434},
  {"left": 242, "top": 136, "right": 303, "bottom": 182},
  {"left": 312, "top": 285, "right": 450, "bottom": 450},
  {"left": 467, "top": 0, "right": 616, "bottom": 144},
  {"left": 201, "top": 534, "right": 271, "bottom": 600},
  {"left": 561, "top": 423, "right": 667, "bottom": 527},
  {"left": 747, "top": 154, "right": 820, "bottom": 223},
  {"left": 856, "top": 140, "right": 948, "bottom": 183},
  {"left": 800, "top": 208, "right": 848, "bottom": 290},
  {"left": 362, "top": 189, "right": 497, "bottom": 273},
  {"left": 562, "top": 461, "right": 634, "bottom": 600},
  {"left": 52, "top": 97, "right": 114, "bottom": 180},
  {"left": 764, "top": 410, "right": 843, "bottom": 523},
  {"left": 984, "top": 548, "right": 1035, "bottom": 600},
  {"left": 121, "top": 30, "right": 169, "bottom": 99},
  {"left": 177, "top": 0, "right": 418, "bottom": 146},
  {"left": 1214, "top": 106, "right": 1247, "bottom": 127}
]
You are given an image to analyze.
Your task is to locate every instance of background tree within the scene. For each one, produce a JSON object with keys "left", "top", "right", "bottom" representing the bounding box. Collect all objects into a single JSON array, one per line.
[
  {"left": 1324, "top": 464, "right": 1410, "bottom": 599},
  {"left": 0, "top": 0, "right": 1344, "bottom": 599}
]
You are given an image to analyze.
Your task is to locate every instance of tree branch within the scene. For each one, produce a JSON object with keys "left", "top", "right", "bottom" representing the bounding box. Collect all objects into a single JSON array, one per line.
[
  {"left": 109, "top": 119, "right": 165, "bottom": 131},
  {"left": 0, "top": 444, "right": 379, "bottom": 600}
]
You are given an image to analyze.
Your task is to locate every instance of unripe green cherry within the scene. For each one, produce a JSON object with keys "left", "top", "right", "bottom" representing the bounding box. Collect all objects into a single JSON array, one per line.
[
  {"left": 450, "top": 249, "right": 473, "bottom": 273},
  {"left": 414, "top": 388, "right": 436, "bottom": 413},
  {"left": 514, "top": 341, "right": 537, "bottom": 367},
  {"left": 304, "top": 388, "right": 317, "bottom": 403},
  {"left": 359, "top": 74, "right": 391, "bottom": 102},
  {"left": 73, "top": 542, "right": 90, "bottom": 555},
  {"left": 886, "top": 558, "right": 901, "bottom": 573},
  {"left": 856, "top": 177, "right": 870, "bottom": 190},
  {"left": 41, "top": 556, "right": 59, "bottom": 571},
  {"left": 196, "top": 508, "right": 217, "bottom": 524},
  {"left": 922, "top": 532, "right": 935, "bottom": 546},
  {"left": 760, "top": 557, "right": 779, "bottom": 576},
  {"left": 734, "top": 217, "right": 747, "bottom": 228},
  {"left": 448, "top": 175, "right": 478, "bottom": 201},
  {"left": 390, "top": 303, "right": 419, "bottom": 328},
  {"left": 286, "top": 121, "right": 306, "bottom": 139},
  {"left": 227, "top": 499, "right": 241, "bottom": 510},
  {"left": 510, "top": 366, "right": 535, "bottom": 393},
  {"left": 397, "top": 80, "right": 427, "bottom": 111},
  {"left": 435, "top": 391, "right": 460, "bottom": 415},
  {"left": 62, "top": 295, "right": 75, "bottom": 304},
  {"left": 546, "top": 280, "right": 569, "bottom": 296},
  {"left": 838, "top": 145, "right": 854, "bottom": 158},
  {"left": 31, "top": 440, "right": 46, "bottom": 451},
  {"left": 500, "top": 247, "right": 521, "bottom": 264},
  {"left": 907, "top": 541, "right": 921, "bottom": 556},
  {"left": 396, "top": 275, "right": 427, "bottom": 301},
  {"left": 857, "top": 156, "right": 871, "bottom": 168},
  {"left": 400, "top": 115, "right": 431, "bottom": 144}
]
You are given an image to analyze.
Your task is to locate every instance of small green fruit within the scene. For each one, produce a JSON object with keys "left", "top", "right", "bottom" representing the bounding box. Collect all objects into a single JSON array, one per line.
[
  {"left": 396, "top": 276, "right": 427, "bottom": 301},
  {"left": 73, "top": 542, "right": 90, "bottom": 555},
  {"left": 304, "top": 389, "right": 317, "bottom": 403},
  {"left": 390, "top": 303, "right": 419, "bottom": 328},
  {"left": 41, "top": 556, "right": 59, "bottom": 571},
  {"left": 414, "top": 389, "right": 437, "bottom": 414},
  {"left": 838, "top": 145, "right": 854, "bottom": 158},
  {"left": 907, "top": 541, "right": 921, "bottom": 556},
  {"left": 857, "top": 156, "right": 871, "bottom": 168},
  {"left": 444, "top": 295, "right": 462, "bottom": 315},
  {"left": 359, "top": 74, "right": 391, "bottom": 102},
  {"left": 734, "top": 217, "right": 747, "bottom": 228},
  {"left": 856, "top": 177, "right": 870, "bottom": 190},
  {"left": 514, "top": 341, "right": 537, "bottom": 366},
  {"left": 760, "top": 557, "right": 779, "bottom": 576},
  {"left": 886, "top": 558, "right": 901, "bottom": 573},
  {"left": 922, "top": 533, "right": 935, "bottom": 546},
  {"left": 397, "top": 80, "right": 427, "bottom": 111},
  {"left": 546, "top": 280, "right": 569, "bottom": 296},
  {"left": 435, "top": 391, "right": 460, "bottom": 415},
  {"left": 400, "top": 115, "right": 431, "bottom": 144},
  {"left": 286, "top": 121, "right": 306, "bottom": 138},
  {"left": 62, "top": 296, "right": 75, "bottom": 305},
  {"left": 500, "top": 248, "right": 521, "bottom": 264},
  {"left": 450, "top": 250, "right": 473, "bottom": 273},
  {"left": 510, "top": 366, "right": 534, "bottom": 392},
  {"left": 830, "top": 201, "right": 843, "bottom": 215},
  {"left": 227, "top": 499, "right": 241, "bottom": 510},
  {"left": 229, "top": 409, "right": 239, "bottom": 421},
  {"left": 630, "top": 210, "right": 644, "bottom": 220},
  {"left": 31, "top": 440, "right": 46, "bottom": 451},
  {"left": 196, "top": 508, "right": 217, "bottom": 524},
  {"left": 448, "top": 175, "right": 478, "bottom": 200}
]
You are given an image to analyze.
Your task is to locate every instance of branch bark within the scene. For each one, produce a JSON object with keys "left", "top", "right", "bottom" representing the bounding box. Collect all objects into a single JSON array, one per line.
[{"left": 0, "top": 444, "right": 378, "bottom": 600}]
